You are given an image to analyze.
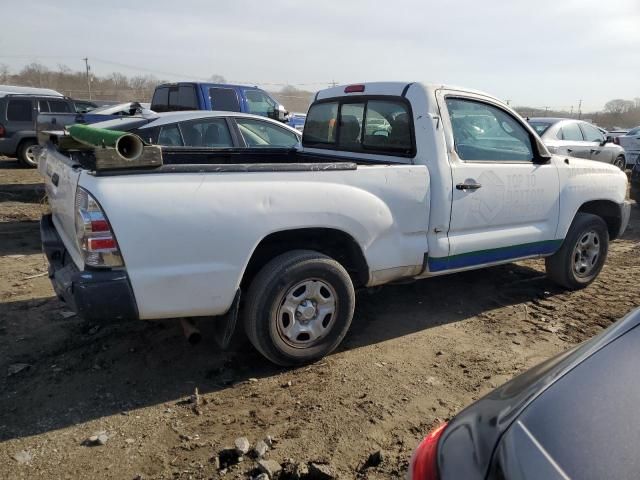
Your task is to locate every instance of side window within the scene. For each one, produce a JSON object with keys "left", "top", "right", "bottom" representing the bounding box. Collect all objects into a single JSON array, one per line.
[
  {"left": 157, "top": 124, "right": 184, "bottom": 146},
  {"left": 338, "top": 103, "right": 364, "bottom": 147},
  {"left": 177, "top": 85, "right": 198, "bottom": 110},
  {"left": 560, "top": 122, "right": 584, "bottom": 141},
  {"left": 245, "top": 90, "right": 276, "bottom": 116},
  {"left": 210, "top": 88, "right": 241, "bottom": 112},
  {"left": 179, "top": 118, "right": 233, "bottom": 147},
  {"left": 236, "top": 118, "right": 299, "bottom": 147},
  {"left": 151, "top": 87, "right": 169, "bottom": 112},
  {"left": 7, "top": 99, "right": 33, "bottom": 122},
  {"left": 48, "top": 100, "right": 71, "bottom": 113},
  {"left": 38, "top": 100, "right": 50, "bottom": 113},
  {"left": 580, "top": 123, "right": 604, "bottom": 142},
  {"left": 445, "top": 97, "right": 533, "bottom": 162}
]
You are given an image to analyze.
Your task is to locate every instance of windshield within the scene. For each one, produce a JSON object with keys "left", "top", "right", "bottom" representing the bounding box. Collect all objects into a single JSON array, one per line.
[{"left": 527, "top": 121, "right": 554, "bottom": 136}]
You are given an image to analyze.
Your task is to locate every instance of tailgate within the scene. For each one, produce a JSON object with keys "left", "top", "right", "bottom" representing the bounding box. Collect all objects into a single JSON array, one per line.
[{"left": 38, "top": 143, "right": 85, "bottom": 269}]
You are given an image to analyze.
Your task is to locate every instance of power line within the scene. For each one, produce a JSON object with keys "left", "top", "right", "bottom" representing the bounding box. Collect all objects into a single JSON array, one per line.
[
  {"left": 0, "top": 54, "right": 336, "bottom": 88},
  {"left": 83, "top": 57, "right": 92, "bottom": 100}
]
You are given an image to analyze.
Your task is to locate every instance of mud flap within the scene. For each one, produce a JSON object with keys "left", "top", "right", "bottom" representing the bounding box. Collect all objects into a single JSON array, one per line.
[{"left": 213, "top": 289, "right": 240, "bottom": 350}]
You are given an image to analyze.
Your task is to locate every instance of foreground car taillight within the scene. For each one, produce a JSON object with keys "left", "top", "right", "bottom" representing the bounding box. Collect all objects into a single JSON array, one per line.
[
  {"left": 75, "top": 187, "right": 123, "bottom": 268},
  {"left": 408, "top": 423, "right": 448, "bottom": 480},
  {"left": 613, "top": 137, "right": 620, "bottom": 145},
  {"left": 0, "top": 123, "right": 5, "bottom": 138}
]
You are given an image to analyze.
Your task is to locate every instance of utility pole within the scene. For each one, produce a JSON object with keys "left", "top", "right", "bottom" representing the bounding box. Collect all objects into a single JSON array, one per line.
[
  {"left": 83, "top": 57, "right": 92, "bottom": 100},
  {"left": 577, "top": 99, "right": 582, "bottom": 119}
]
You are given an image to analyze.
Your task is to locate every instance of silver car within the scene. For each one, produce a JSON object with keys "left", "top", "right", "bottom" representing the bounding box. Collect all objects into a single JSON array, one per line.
[{"left": 527, "top": 118, "right": 626, "bottom": 170}]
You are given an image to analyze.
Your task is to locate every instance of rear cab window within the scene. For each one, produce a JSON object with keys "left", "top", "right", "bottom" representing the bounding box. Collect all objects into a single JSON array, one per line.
[
  {"left": 151, "top": 87, "right": 169, "bottom": 112},
  {"left": 151, "top": 84, "right": 198, "bottom": 112},
  {"left": 210, "top": 88, "right": 241, "bottom": 112},
  {"left": 302, "top": 96, "right": 414, "bottom": 157}
]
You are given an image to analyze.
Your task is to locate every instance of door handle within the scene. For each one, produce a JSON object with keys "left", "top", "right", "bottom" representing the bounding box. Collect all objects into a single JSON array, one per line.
[
  {"left": 567, "top": 149, "right": 573, "bottom": 153},
  {"left": 456, "top": 182, "right": 482, "bottom": 190},
  {"left": 590, "top": 149, "right": 598, "bottom": 153}
]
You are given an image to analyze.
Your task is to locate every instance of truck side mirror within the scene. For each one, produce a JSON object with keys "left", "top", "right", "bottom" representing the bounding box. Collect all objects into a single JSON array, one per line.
[{"left": 277, "top": 104, "right": 288, "bottom": 122}]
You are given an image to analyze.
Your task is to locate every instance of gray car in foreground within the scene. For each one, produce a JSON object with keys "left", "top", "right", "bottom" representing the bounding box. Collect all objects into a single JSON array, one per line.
[
  {"left": 409, "top": 307, "right": 640, "bottom": 479},
  {"left": 528, "top": 117, "right": 627, "bottom": 170}
]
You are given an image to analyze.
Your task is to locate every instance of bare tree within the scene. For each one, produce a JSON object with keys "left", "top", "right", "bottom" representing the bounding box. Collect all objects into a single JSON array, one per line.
[
  {"left": 210, "top": 74, "right": 226, "bottom": 83},
  {"left": 604, "top": 99, "right": 635, "bottom": 115}
]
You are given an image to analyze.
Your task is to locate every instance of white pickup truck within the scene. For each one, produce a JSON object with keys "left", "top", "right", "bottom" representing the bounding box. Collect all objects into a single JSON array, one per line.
[{"left": 38, "top": 82, "right": 630, "bottom": 365}]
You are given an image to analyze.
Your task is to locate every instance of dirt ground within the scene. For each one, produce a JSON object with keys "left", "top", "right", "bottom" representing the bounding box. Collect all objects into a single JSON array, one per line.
[{"left": 1, "top": 155, "right": 639, "bottom": 479}]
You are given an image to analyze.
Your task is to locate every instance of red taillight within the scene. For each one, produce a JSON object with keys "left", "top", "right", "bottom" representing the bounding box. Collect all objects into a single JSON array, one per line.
[
  {"left": 614, "top": 137, "right": 620, "bottom": 145},
  {"left": 0, "top": 123, "right": 5, "bottom": 138},
  {"left": 344, "top": 84, "right": 365, "bottom": 93},
  {"left": 409, "top": 423, "right": 448, "bottom": 480},
  {"left": 87, "top": 236, "right": 118, "bottom": 251},
  {"left": 90, "top": 218, "right": 110, "bottom": 232},
  {"left": 75, "top": 188, "right": 123, "bottom": 268}
]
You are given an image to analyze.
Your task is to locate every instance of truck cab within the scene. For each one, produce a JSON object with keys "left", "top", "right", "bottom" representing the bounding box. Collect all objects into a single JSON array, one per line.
[{"left": 150, "top": 82, "right": 289, "bottom": 122}]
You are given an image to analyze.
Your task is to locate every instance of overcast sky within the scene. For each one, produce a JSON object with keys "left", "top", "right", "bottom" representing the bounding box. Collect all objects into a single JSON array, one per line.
[{"left": 1, "top": 0, "right": 638, "bottom": 111}]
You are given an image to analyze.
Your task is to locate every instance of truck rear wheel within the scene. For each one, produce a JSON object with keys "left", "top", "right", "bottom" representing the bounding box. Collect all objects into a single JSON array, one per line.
[
  {"left": 17, "top": 139, "right": 38, "bottom": 168},
  {"left": 545, "top": 213, "right": 609, "bottom": 289},
  {"left": 243, "top": 250, "right": 355, "bottom": 366}
]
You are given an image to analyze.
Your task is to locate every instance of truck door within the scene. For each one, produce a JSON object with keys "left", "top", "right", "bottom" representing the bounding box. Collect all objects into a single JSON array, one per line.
[{"left": 432, "top": 92, "right": 560, "bottom": 272}]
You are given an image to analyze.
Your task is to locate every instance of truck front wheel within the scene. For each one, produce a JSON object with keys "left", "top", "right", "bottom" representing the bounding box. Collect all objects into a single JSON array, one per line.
[
  {"left": 243, "top": 250, "right": 355, "bottom": 366},
  {"left": 545, "top": 213, "right": 609, "bottom": 289}
]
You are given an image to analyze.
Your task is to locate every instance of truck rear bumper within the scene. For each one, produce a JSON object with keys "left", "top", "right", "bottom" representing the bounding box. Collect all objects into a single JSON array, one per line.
[{"left": 41, "top": 214, "right": 139, "bottom": 322}]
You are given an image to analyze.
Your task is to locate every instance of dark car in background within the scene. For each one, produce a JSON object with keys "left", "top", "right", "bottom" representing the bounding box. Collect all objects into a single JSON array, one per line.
[
  {"left": 527, "top": 117, "right": 627, "bottom": 169},
  {"left": 151, "top": 82, "right": 289, "bottom": 123},
  {"left": 409, "top": 308, "right": 640, "bottom": 480},
  {"left": 0, "top": 90, "right": 76, "bottom": 166},
  {"left": 85, "top": 110, "right": 301, "bottom": 149},
  {"left": 73, "top": 99, "right": 98, "bottom": 113}
]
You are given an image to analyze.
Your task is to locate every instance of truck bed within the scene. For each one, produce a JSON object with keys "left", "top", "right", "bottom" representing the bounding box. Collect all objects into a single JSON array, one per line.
[{"left": 42, "top": 140, "right": 403, "bottom": 176}]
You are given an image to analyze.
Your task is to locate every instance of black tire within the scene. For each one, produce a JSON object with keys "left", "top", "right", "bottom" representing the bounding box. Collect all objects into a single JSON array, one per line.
[
  {"left": 243, "top": 250, "right": 355, "bottom": 366},
  {"left": 545, "top": 213, "right": 609, "bottom": 289},
  {"left": 614, "top": 155, "right": 626, "bottom": 171},
  {"left": 17, "top": 139, "right": 38, "bottom": 168}
]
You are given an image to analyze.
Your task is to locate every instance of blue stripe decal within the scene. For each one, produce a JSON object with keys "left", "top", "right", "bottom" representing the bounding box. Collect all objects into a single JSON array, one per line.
[{"left": 428, "top": 239, "right": 563, "bottom": 272}]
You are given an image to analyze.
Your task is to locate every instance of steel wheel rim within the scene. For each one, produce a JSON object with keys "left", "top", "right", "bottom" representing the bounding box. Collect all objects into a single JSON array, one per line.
[
  {"left": 275, "top": 278, "right": 337, "bottom": 348},
  {"left": 25, "top": 145, "right": 36, "bottom": 164},
  {"left": 614, "top": 156, "right": 625, "bottom": 170},
  {"left": 572, "top": 230, "right": 601, "bottom": 277}
]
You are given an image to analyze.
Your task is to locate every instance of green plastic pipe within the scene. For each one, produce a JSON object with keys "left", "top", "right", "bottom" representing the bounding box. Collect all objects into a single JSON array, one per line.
[{"left": 67, "top": 124, "right": 131, "bottom": 148}]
